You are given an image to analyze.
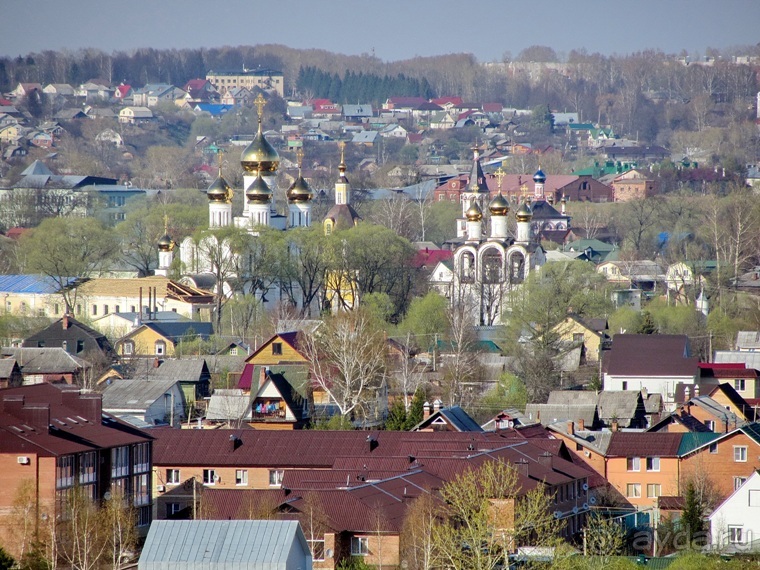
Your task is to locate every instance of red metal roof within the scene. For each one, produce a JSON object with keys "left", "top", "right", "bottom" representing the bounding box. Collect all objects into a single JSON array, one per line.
[{"left": 605, "top": 432, "right": 683, "bottom": 457}]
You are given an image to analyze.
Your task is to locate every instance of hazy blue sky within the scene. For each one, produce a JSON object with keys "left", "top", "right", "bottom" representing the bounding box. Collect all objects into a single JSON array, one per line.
[{"left": 2, "top": 0, "right": 759, "bottom": 62}]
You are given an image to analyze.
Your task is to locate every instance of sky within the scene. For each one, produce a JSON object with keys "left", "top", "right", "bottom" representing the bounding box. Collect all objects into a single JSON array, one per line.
[{"left": 2, "top": 0, "right": 759, "bottom": 62}]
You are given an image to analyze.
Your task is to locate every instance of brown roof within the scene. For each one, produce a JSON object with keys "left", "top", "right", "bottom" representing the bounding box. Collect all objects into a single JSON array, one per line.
[
  {"left": 605, "top": 432, "right": 682, "bottom": 457},
  {"left": 605, "top": 334, "right": 699, "bottom": 377}
]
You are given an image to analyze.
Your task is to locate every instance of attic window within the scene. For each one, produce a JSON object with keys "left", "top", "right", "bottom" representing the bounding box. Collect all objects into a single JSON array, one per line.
[{"left": 272, "top": 343, "right": 283, "bottom": 356}]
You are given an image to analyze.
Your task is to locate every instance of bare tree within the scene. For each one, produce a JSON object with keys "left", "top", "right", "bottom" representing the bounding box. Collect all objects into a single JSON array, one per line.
[
  {"left": 301, "top": 308, "right": 387, "bottom": 420},
  {"left": 392, "top": 333, "right": 427, "bottom": 412},
  {"left": 401, "top": 492, "right": 439, "bottom": 570}
]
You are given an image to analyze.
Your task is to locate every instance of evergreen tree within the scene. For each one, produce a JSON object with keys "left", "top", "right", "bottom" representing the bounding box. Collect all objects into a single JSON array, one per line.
[
  {"left": 638, "top": 311, "right": 657, "bottom": 334},
  {"left": 681, "top": 481, "right": 706, "bottom": 547},
  {"left": 385, "top": 399, "right": 408, "bottom": 430},
  {"left": 403, "top": 389, "right": 426, "bottom": 430}
]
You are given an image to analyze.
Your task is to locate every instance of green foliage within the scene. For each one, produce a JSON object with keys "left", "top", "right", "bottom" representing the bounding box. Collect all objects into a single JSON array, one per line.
[
  {"left": 608, "top": 307, "right": 642, "bottom": 337},
  {"left": 0, "top": 546, "right": 14, "bottom": 570},
  {"left": 335, "top": 556, "right": 375, "bottom": 570},
  {"left": 398, "top": 291, "right": 449, "bottom": 344},
  {"left": 479, "top": 372, "right": 528, "bottom": 414},
  {"left": 17, "top": 542, "right": 48, "bottom": 570},
  {"left": 636, "top": 311, "right": 657, "bottom": 334},
  {"left": 680, "top": 481, "right": 706, "bottom": 548},
  {"left": 309, "top": 414, "right": 354, "bottom": 430},
  {"left": 384, "top": 399, "right": 408, "bottom": 430},
  {"left": 425, "top": 200, "right": 461, "bottom": 245},
  {"left": 384, "top": 389, "right": 426, "bottom": 430},
  {"left": 362, "top": 292, "right": 395, "bottom": 325}
]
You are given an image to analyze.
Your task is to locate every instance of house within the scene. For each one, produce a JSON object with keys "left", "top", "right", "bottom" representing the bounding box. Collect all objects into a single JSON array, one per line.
[
  {"left": 243, "top": 367, "right": 310, "bottom": 429},
  {"left": 91, "top": 310, "right": 191, "bottom": 339},
  {"left": 603, "top": 334, "right": 699, "bottom": 409},
  {"left": 95, "top": 128, "right": 124, "bottom": 146},
  {"left": 101, "top": 376, "right": 185, "bottom": 427},
  {"left": 411, "top": 401, "right": 483, "bottom": 432},
  {"left": 183, "top": 79, "right": 218, "bottom": 103},
  {"left": 0, "top": 274, "right": 77, "bottom": 318},
  {"left": 342, "top": 104, "right": 373, "bottom": 122},
  {"left": 115, "top": 321, "right": 214, "bottom": 358},
  {"left": 0, "top": 384, "right": 153, "bottom": 554},
  {"left": 552, "top": 314, "right": 610, "bottom": 362},
  {"left": 597, "top": 260, "right": 665, "bottom": 292},
  {"left": 42, "top": 83, "right": 75, "bottom": 97},
  {"left": 562, "top": 239, "right": 619, "bottom": 264},
  {"left": 379, "top": 124, "right": 407, "bottom": 138},
  {"left": 206, "top": 68, "right": 285, "bottom": 98},
  {"left": 206, "top": 389, "right": 253, "bottom": 424},
  {"left": 610, "top": 168, "right": 657, "bottom": 201},
  {"left": 22, "top": 314, "right": 115, "bottom": 361},
  {"left": 139, "top": 520, "right": 312, "bottom": 570},
  {"left": 220, "top": 86, "right": 252, "bottom": 106},
  {"left": 429, "top": 111, "right": 457, "bottom": 130},
  {"left": 736, "top": 332, "right": 760, "bottom": 352},
  {"left": 0, "top": 347, "right": 90, "bottom": 385},
  {"left": 546, "top": 390, "right": 648, "bottom": 429},
  {"left": 134, "top": 358, "right": 211, "bottom": 405},
  {"left": 0, "top": 359, "right": 22, "bottom": 388},
  {"left": 114, "top": 84, "right": 133, "bottom": 101},
  {"left": 351, "top": 131, "right": 378, "bottom": 146},
  {"left": 119, "top": 106, "right": 154, "bottom": 124},
  {"left": 708, "top": 471, "right": 760, "bottom": 553}
]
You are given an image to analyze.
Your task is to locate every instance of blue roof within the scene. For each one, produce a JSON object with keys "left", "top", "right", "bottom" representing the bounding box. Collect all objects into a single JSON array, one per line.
[
  {"left": 441, "top": 406, "right": 484, "bottom": 432},
  {"left": 0, "top": 274, "right": 76, "bottom": 294},
  {"left": 194, "top": 103, "right": 233, "bottom": 116}
]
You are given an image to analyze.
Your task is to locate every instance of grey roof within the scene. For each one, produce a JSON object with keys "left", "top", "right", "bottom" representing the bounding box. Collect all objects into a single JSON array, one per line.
[
  {"left": 524, "top": 403, "right": 598, "bottom": 427},
  {"left": 1, "top": 347, "right": 88, "bottom": 374},
  {"left": 644, "top": 393, "right": 663, "bottom": 414},
  {"left": 21, "top": 160, "right": 53, "bottom": 176},
  {"left": 736, "top": 332, "right": 760, "bottom": 351},
  {"left": 101, "top": 377, "right": 181, "bottom": 412},
  {"left": 0, "top": 359, "right": 19, "bottom": 378},
  {"left": 545, "top": 390, "right": 643, "bottom": 426},
  {"left": 714, "top": 351, "right": 760, "bottom": 370},
  {"left": 138, "top": 520, "right": 310, "bottom": 570},
  {"left": 342, "top": 104, "right": 373, "bottom": 117},
  {"left": 351, "top": 131, "right": 378, "bottom": 143},
  {"left": 133, "top": 359, "right": 210, "bottom": 383},
  {"left": 547, "top": 422, "right": 613, "bottom": 454},
  {"left": 690, "top": 395, "right": 747, "bottom": 428},
  {"left": 206, "top": 389, "right": 252, "bottom": 421}
]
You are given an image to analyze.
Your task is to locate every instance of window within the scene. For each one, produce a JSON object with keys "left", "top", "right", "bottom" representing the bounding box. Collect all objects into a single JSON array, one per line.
[
  {"left": 92, "top": 305, "right": 97, "bottom": 316},
  {"left": 646, "top": 457, "right": 660, "bottom": 472},
  {"left": 705, "top": 420, "right": 715, "bottom": 431},
  {"left": 729, "top": 526, "right": 744, "bottom": 544},
  {"left": 627, "top": 457, "right": 641, "bottom": 472},
  {"left": 133, "top": 442, "right": 150, "bottom": 473},
  {"left": 103, "top": 305, "right": 109, "bottom": 315},
  {"left": 111, "top": 446, "right": 129, "bottom": 478},
  {"left": 133, "top": 473, "right": 150, "bottom": 506},
  {"left": 54, "top": 303, "right": 60, "bottom": 315},
  {"left": 734, "top": 446, "right": 748, "bottom": 462},
  {"left": 235, "top": 469, "right": 248, "bottom": 486},
  {"left": 56, "top": 455, "right": 75, "bottom": 489},
  {"left": 155, "top": 341, "right": 165, "bottom": 356},
  {"left": 626, "top": 484, "right": 641, "bottom": 498},
  {"left": 272, "top": 342, "right": 283, "bottom": 355},
  {"left": 351, "top": 536, "right": 369, "bottom": 556},
  {"left": 76, "top": 340, "right": 84, "bottom": 353},
  {"left": 203, "top": 469, "right": 216, "bottom": 485},
  {"left": 735, "top": 379, "right": 746, "bottom": 391},
  {"left": 166, "top": 503, "right": 182, "bottom": 517},
  {"left": 269, "top": 469, "right": 284, "bottom": 487},
  {"left": 709, "top": 443, "right": 718, "bottom": 454},
  {"left": 166, "top": 469, "right": 180, "bottom": 484},
  {"left": 229, "top": 347, "right": 238, "bottom": 356},
  {"left": 115, "top": 305, "right": 120, "bottom": 313},
  {"left": 573, "top": 333, "right": 585, "bottom": 343},
  {"left": 78, "top": 451, "right": 97, "bottom": 484},
  {"left": 308, "top": 539, "right": 325, "bottom": 561},
  {"left": 622, "top": 381, "right": 628, "bottom": 390},
  {"left": 647, "top": 484, "right": 661, "bottom": 498},
  {"left": 123, "top": 342, "right": 134, "bottom": 356},
  {"left": 735, "top": 477, "right": 748, "bottom": 491}
]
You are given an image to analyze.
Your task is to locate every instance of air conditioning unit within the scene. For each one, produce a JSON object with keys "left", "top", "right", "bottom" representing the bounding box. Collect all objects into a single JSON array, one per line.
[
  {"left": 157, "top": 485, "right": 165, "bottom": 492},
  {"left": 17, "top": 456, "right": 30, "bottom": 465}
]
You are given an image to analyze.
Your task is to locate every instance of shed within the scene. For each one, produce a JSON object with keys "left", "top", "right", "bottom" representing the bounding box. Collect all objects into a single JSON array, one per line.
[{"left": 138, "top": 519, "right": 312, "bottom": 570}]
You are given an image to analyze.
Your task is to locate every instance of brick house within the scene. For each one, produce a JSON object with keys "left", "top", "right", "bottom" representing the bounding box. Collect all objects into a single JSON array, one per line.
[{"left": 0, "top": 384, "right": 153, "bottom": 554}]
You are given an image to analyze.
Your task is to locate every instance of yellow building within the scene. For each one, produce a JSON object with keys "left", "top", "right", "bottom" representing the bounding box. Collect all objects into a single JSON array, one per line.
[
  {"left": 115, "top": 321, "right": 214, "bottom": 358},
  {"left": 552, "top": 314, "right": 610, "bottom": 362}
]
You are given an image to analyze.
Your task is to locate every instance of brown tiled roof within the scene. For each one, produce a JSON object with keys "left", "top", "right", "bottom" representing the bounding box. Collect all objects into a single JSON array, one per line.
[
  {"left": 605, "top": 432, "right": 682, "bottom": 457},
  {"left": 605, "top": 334, "right": 699, "bottom": 377},
  {"left": 0, "top": 384, "right": 151, "bottom": 456}
]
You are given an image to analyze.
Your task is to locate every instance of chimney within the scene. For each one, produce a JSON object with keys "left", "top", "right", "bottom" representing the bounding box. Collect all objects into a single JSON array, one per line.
[
  {"left": 433, "top": 399, "right": 442, "bottom": 413},
  {"left": 515, "top": 459, "right": 529, "bottom": 477},
  {"left": 578, "top": 418, "right": 585, "bottom": 431},
  {"left": 79, "top": 393, "right": 102, "bottom": 422},
  {"left": 684, "top": 386, "right": 691, "bottom": 402},
  {"left": 259, "top": 367, "right": 268, "bottom": 390},
  {"left": 153, "top": 357, "right": 161, "bottom": 368},
  {"left": 367, "top": 434, "right": 378, "bottom": 452},
  {"left": 641, "top": 387, "right": 648, "bottom": 399},
  {"left": 694, "top": 384, "right": 700, "bottom": 397},
  {"left": 611, "top": 420, "right": 619, "bottom": 432},
  {"left": 567, "top": 420, "right": 574, "bottom": 436},
  {"left": 229, "top": 434, "right": 242, "bottom": 451},
  {"left": 423, "top": 401, "right": 431, "bottom": 420},
  {"left": 538, "top": 452, "right": 553, "bottom": 468},
  {"left": 139, "top": 287, "right": 143, "bottom": 322},
  {"left": 62, "top": 313, "right": 71, "bottom": 330}
]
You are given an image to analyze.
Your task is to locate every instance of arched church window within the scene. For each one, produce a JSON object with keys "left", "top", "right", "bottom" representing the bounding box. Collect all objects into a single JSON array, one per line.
[
  {"left": 481, "top": 249, "right": 503, "bottom": 284},
  {"left": 509, "top": 252, "right": 526, "bottom": 284},
  {"left": 460, "top": 252, "right": 475, "bottom": 283}
]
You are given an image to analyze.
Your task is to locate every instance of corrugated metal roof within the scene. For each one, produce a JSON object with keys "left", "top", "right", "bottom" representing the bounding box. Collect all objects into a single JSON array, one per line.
[
  {"left": 102, "top": 377, "right": 181, "bottom": 411},
  {"left": 138, "top": 520, "right": 309, "bottom": 570},
  {"left": 0, "top": 274, "right": 75, "bottom": 294}
]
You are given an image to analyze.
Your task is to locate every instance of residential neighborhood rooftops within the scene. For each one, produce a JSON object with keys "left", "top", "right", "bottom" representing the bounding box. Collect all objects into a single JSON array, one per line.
[
  {"left": 604, "top": 334, "right": 698, "bottom": 377},
  {"left": 605, "top": 432, "right": 683, "bottom": 457}
]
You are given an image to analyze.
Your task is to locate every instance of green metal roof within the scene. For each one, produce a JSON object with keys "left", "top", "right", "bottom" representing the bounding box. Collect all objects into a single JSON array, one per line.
[{"left": 678, "top": 432, "right": 722, "bottom": 455}]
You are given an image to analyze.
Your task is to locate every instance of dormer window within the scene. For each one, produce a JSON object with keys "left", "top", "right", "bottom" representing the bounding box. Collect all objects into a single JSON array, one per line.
[{"left": 155, "top": 341, "right": 166, "bottom": 356}]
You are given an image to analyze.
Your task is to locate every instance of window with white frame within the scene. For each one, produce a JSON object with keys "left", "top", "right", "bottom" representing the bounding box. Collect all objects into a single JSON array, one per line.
[
  {"left": 308, "top": 539, "right": 325, "bottom": 561},
  {"left": 269, "top": 469, "right": 284, "bottom": 487},
  {"left": 735, "top": 379, "right": 746, "bottom": 392},
  {"left": 646, "top": 457, "right": 660, "bottom": 472},
  {"left": 709, "top": 443, "right": 718, "bottom": 454},
  {"left": 705, "top": 420, "right": 715, "bottom": 431},
  {"left": 236, "top": 469, "right": 248, "bottom": 486},
  {"left": 166, "top": 469, "right": 180, "bottom": 484},
  {"left": 626, "top": 457, "right": 641, "bottom": 472},
  {"left": 351, "top": 536, "right": 369, "bottom": 556},
  {"left": 626, "top": 483, "right": 641, "bottom": 498},
  {"left": 734, "top": 446, "right": 748, "bottom": 462},
  {"left": 203, "top": 469, "right": 217, "bottom": 485},
  {"left": 735, "top": 477, "right": 748, "bottom": 491},
  {"left": 647, "top": 484, "right": 661, "bottom": 498},
  {"left": 729, "top": 526, "right": 744, "bottom": 544},
  {"left": 133, "top": 442, "right": 150, "bottom": 473},
  {"left": 155, "top": 341, "right": 166, "bottom": 356},
  {"left": 166, "top": 502, "right": 182, "bottom": 517}
]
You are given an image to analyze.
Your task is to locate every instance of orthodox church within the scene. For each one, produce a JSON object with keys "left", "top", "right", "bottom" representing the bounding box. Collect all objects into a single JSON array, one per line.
[
  {"left": 433, "top": 151, "right": 548, "bottom": 326},
  {"left": 155, "top": 94, "right": 359, "bottom": 315}
]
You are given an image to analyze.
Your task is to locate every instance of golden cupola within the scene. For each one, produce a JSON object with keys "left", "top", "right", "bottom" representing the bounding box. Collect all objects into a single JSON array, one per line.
[
  {"left": 466, "top": 200, "right": 483, "bottom": 222},
  {"left": 287, "top": 148, "right": 313, "bottom": 203},
  {"left": 241, "top": 93, "right": 280, "bottom": 174},
  {"left": 488, "top": 193, "right": 509, "bottom": 216},
  {"left": 246, "top": 171, "right": 272, "bottom": 203},
  {"left": 516, "top": 200, "right": 533, "bottom": 222},
  {"left": 206, "top": 174, "right": 232, "bottom": 202}
]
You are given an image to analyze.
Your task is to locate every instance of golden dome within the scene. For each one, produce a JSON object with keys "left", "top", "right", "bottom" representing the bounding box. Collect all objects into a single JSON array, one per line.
[
  {"left": 157, "top": 233, "right": 174, "bottom": 252},
  {"left": 245, "top": 172, "right": 272, "bottom": 203},
  {"left": 488, "top": 193, "right": 509, "bottom": 216},
  {"left": 466, "top": 200, "right": 483, "bottom": 222},
  {"left": 207, "top": 175, "right": 232, "bottom": 202},
  {"left": 516, "top": 201, "right": 533, "bottom": 222},
  {"left": 287, "top": 175, "right": 312, "bottom": 203}
]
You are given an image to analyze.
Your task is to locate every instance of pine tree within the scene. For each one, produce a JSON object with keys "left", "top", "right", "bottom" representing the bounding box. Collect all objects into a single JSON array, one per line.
[{"left": 681, "top": 481, "right": 705, "bottom": 548}]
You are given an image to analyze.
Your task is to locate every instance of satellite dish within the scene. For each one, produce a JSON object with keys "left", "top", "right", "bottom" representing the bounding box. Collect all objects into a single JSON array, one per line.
[
  {"left": 103, "top": 491, "right": 112, "bottom": 500},
  {"left": 325, "top": 549, "right": 334, "bottom": 559}
]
